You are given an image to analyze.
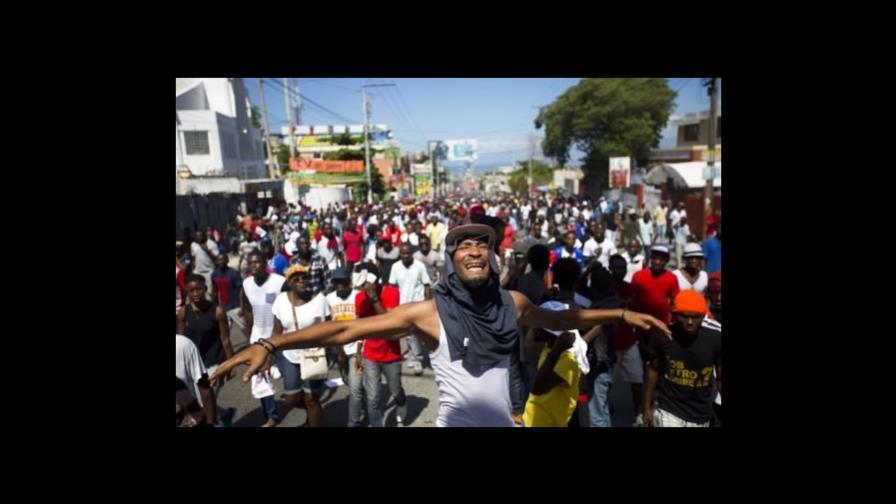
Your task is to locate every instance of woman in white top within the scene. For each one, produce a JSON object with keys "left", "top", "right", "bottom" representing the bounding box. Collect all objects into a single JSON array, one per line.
[
  {"left": 271, "top": 264, "right": 331, "bottom": 427},
  {"left": 673, "top": 243, "right": 709, "bottom": 295}
]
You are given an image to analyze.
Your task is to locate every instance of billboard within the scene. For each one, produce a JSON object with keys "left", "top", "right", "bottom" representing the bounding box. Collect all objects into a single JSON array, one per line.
[
  {"left": 428, "top": 140, "right": 448, "bottom": 161},
  {"left": 415, "top": 173, "right": 432, "bottom": 197},
  {"left": 444, "top": 139, "right": 478, "bottom": 162},
  {"left": 608, "top": 156, "right": 630, "bottom": 189},
  {"left": 289, "top": 158, "right": 364, "bottom": 173},
  {"left": 287, "top": 172, "right": 366, "bottom": 185}
]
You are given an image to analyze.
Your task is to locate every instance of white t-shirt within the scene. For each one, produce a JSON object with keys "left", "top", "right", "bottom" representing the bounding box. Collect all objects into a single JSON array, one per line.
[
  {"left": 388, "top": 260, "right": 431, "bottom": 304},
  {"left": 584, "top": 237, "right": 617, "bottom": 268},
  {"left": 317, "top": 237, "right": 343, "bottom": 270},
  {"left": 191, "top": 240, "right": 219, "bottom": 275},
  {"left": 670, "top": 209, "right": 682, "bottom": 227},
  {"left": 638, "top": 220, "right": 654, "bottom": 247},
  {"left": 242, "top": 274, "right": 286, "bottom": 343},
  {"left": 414, "top": 250, "right": 444, "bottom": 284},
  {"left": 272, "top": 292, "right": 330, "bottom": 363},
  {"left": 326, "top": 290, "right": 359, "bottom": 356},
  {"left": 176, "top": 334, "right": 208, "bottom": 405},
  {"left": 621, "top": 251, "right": 645, "bottom": 282},
  {"left": 582, "top": 209, "right": 593, "bottom": 222},
  {"left": 403, "top": 232, "right": 420, "bottom": 247},
  {"left": 673, "top": 269, "right": 709, "bottom": 295},
  {"left": 520, "top": 205, "right": 531, "bottom": 221}
]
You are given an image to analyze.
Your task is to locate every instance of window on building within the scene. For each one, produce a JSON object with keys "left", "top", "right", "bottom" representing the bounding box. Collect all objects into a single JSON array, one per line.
[
  {"left": 221, "top": 132, "right": 237, "bottom": 159},
  {"left": 239, "top": 134, "right": 254, "bottom": 160},
  {"left": 717, "top": 117, "right": 721, "bottom": 139},
  {"left": 683, "top": 124, "right": 700, "bottom": 142},
  {"left": 184, "top": 131, "right": 210, "bottom": 155},
  {"left": 313, "top": 152, "right": 322, "bottom": 159}
]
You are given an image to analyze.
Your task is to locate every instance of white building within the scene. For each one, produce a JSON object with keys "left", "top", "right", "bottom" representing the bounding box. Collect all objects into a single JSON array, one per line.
[
  {"left": 176, "top": 78, "right": 267, "bottom": 179},
  {"left": 553, "top": 167, "right": 584, "bottom": 194}
]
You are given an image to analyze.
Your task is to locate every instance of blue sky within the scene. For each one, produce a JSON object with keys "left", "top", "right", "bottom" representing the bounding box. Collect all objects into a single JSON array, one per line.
[{"left": 245, "top": 78, "right": 719, "bottom": 174}]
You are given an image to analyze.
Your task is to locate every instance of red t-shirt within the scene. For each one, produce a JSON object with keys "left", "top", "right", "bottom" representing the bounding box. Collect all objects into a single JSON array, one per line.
[
  {"left": 613, "top": 274, "right": 679, "bottom": 351},
  {"left": 357, "top": 286, "right": 401, "bottom": 363},
  {"left": 500, "top": 225, "right": 515, "bottom": 252},
  {"left": 630, "top": 268, "right": 679, "bottom": 324},
  {"left": 343, "top": 229, "right": 362, "bottom": 263},
  {"left": 611, "top": 281, "right": 638, "bottom": 351}
]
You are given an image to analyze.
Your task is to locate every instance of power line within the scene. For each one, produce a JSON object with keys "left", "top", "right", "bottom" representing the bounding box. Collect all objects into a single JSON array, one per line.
[
  {"left": 386, "top": 79, "right": 424, "bottom": 134},
  {"left": 265, "top": 78, "right": 360, "bottom": 126},
  {"left": 300, "top": 79, "right": 357, "bottom": 92},
  {"left": 369, "top": 83, "right": 417, "bottom": 138},
  {"left": 673, "top": 78, "right": 693, "bottom": 94}
]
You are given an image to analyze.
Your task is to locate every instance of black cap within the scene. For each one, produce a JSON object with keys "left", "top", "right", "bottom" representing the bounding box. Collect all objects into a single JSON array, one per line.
[{"left": 331, "top": 268, "right": 351, "bottom": 282}]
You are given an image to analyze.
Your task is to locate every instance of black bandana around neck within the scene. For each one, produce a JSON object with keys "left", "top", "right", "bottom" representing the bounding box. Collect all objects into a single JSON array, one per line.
[{"left": 433, "top": 239, "right": 518, "bottom": 376}]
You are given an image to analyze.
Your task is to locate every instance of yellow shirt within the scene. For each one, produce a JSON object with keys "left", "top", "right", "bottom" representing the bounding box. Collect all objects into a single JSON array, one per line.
[
  {"left": 426, "top": 222, "right": 446, "bottom": 251},
  {"left": 522, "top": 346, "right": 581, "bottom": 427}
]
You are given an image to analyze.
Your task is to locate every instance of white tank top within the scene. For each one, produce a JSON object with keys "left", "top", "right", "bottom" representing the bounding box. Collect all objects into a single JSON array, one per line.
[
  {"left": 429, "top": 319, "right": 515, "bottom": 428},
  {"left": 673, "top": 269, "right": 708, "bottom": 295}
]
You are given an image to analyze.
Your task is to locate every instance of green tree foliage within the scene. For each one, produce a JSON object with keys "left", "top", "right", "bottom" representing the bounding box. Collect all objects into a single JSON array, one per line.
[
  {"left": 508, "top": 159, "right": 554, "bottom": 195},
  {"left": 535, "top": 78, "right": 676, "bottom": 189}
]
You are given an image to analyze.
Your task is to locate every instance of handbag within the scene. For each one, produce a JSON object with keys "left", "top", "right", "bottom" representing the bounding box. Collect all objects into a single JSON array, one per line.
[{"left": 289, "top": 293, "right": 329, "bottom": 381}]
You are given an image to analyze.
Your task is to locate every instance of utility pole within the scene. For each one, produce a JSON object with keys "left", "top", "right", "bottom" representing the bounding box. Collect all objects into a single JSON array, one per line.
[
  {"left": 430, "top": 141, "right": 437, "bottom": 199},
  {"left": 704, "top": 78, "right": 718, "bottom": 238},
  {"left": 531, "top": 105, "right": 547, "bottom": 197},
  {"left": 363, "top": 88, "right": 371, "bottom": 204},
  {"left": 283, "top": 78, "right": 297, "bottom": 163},
  {"left": 528, "top": 134, "right": 537, "bottom": 197},
  {"left": 361, "top": 83, "right": 395, "bottom": 204},
  {"left": 293, "top": 78, "right": 302, "bottom": 127},
  {"left": 257, "top": 79, "right": 277, "bottom": 179}
]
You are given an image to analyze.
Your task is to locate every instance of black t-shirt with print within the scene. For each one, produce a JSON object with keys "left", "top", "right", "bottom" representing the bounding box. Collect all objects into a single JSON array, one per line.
[{"left": 644, "top": 323, "right": 721, "bottom": 424}]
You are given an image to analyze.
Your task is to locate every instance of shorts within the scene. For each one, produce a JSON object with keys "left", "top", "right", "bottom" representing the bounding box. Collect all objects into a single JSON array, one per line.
[
  {"left": 616, "top": 344, "right": 644, "bottom": 384},
  {"left": 276, "top": 353, "right": 324, "bottom": 395},
  {"left": 654, "top": 408, "right": 710, "bottom": 427}
]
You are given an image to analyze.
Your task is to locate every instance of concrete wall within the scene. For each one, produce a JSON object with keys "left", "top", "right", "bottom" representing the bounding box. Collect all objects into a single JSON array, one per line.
[
  {"left": 303, "top": 186, "right": 350, "bottom": 210},
  {"left": 676, "top": 117, "right": 722, "bottom": 148},
  {"left": 177, "top": 177, "right": 242, "bottom": 195}
]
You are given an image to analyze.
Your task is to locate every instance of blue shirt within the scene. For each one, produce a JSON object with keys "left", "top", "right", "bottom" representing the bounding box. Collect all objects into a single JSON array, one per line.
[
  {"left": 703, "top": 236, "right": 722, "bottom": 274},
  {"left": 272, "top": 253, "right": 290, "bottom": 276},
  {"left": 575, "top": 223, "right": 587, "bottom": 240},
  {"left": 552, "top": 246, "right": 586, "bottom": 268}
]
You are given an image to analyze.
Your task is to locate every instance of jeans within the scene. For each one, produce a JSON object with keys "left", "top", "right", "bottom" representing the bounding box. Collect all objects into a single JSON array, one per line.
[
  {"left": 260, "top": 395, "right": 279, "bottom": 421},
  {"left": 509, "top": 342, "right": 525, "bottom": 415},
  {"left": 656, "top": 225, "right": 667, "bottom": 243},
  {"left": 405, "top": 334, "right": 428, "bottom": 366},
  {"left": 362, "top": 358, "right": 406, "bottom": 427},
  {"left": 347, "top": 354, "right": 365, "bottom": 427},
  {"left": 275, "top": 350, "right": 324, "bottom": 395},
  {"left": 587, "top": 364, "right": 614, "bottom": 427}
]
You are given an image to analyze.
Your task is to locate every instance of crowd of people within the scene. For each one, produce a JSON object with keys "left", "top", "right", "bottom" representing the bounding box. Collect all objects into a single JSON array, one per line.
[{"left": 176, "top": 192, "right": 721, "bottom": 428}]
